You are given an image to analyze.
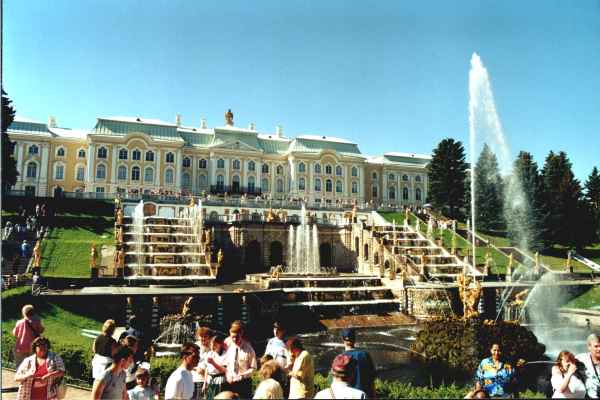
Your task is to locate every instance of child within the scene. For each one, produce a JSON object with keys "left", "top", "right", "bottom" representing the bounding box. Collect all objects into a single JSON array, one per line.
[
  {"left": 203, "top": 335, "right": 227, "bottom": 400},
  {"left": 127, "top": 368, "right": 157, "bottom": 400}
]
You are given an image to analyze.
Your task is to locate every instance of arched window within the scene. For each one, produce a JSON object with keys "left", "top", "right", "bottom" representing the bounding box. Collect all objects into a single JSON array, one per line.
[
  {"left": 29, "top": 145, "right": 39, "bottom": 155},
  {"left": 372, "top": 172, "right": 377, "bottom": 180},
  {"left": 388, "top": 173, "right": 395, "bottom": 181},
  {"left": 118, "top": 165, "right": 127, "bottom": 180},
  {"left": 336, "top": 165, "right": 342, "bottom": 176},
  {"left": 232, "top": 159, "right": 241, "bottom": 170},
  {"left": 336, "top": 180, "right": 343, "bottom": 193},
  {"left": 144, "top": 167, "right": 154, "bottom": 182},
  {"left": 78, "top": 149, "right": 86, "bottom": 158},
  {"left": 182, "top": 172, "right": 191, "bottom": 187},
  {"left": 248, "top": 161, "right": 255, "bottom": 171},
  {"left": 262, "top": 164, "right": 269, "bottom": 174},
  {"left": 165, "top": 169, "right": 174, "bottom": 184},
  {"left": 314, "top": 163, "right": 321, "bottom": 174},
  {"left": 388, "top": 186, "right": 396, "bottom": 200},
  {"left": 402, "top": 174, "right": 409, "bottom": 181},
  {"left": 166, "top": 152, "right": 175, "bottom": 163},
  {"left": 183, "top": 157, "right": 191, "bottom": 168},
  {"left": 54, "top": 164, "right": 64, "bottom": 180},
  {"left": 132, "top": 166, "right": 141, "bottom": 181},
  {"left": 276, "top": 179, "right": 284, "bottom": 193},
  {"left": 325, "top": 165, "right": 332, "bottom": 175},
  {"left": 145, "top": 151, "right": 154, "bottom": 162},
  {"left": 198, "top": 174, "right": 207, "bottom": 187},
  {"left": 372, "top": 185, "right": 378, "bottom": 198},
  {"left": 76, "top": 166, "right": 85, "bottom": 181},
  {"left": 416, "top": 188, "right": 422, "bottom": 201},
  {"left": 232, "top": 175, "right": 240, "bottom": 191},
  {"left": 351, "top": 166, "right": 358, "bottom": 177},
  {"left": 415, "top": 175, "right": 422, "bottom": 182},
  {"left": 276, "top": 165, "right": 283, "bottom": 175},
  {"left": 216, "top": 174, "right": 225, "bottom": 190},
  {"left": 403, "top": 187, "right": 409, "bottom": 200},
  {"left": 217, "top": 159, "right": 225, "bottom": 169},
  {"left": 26, "top": 162, "right": 37, "bottom": 178},
  {"left": 119, "top": 148, "right": 128, "bottom": 160},
  {"left": 199, "top": 159, "right": 207, "bottom": 169},
  {"left": 298, "top": 162, "right": 306, "bottom": 173},
  {"left": 248, "top": 176, "right": 256, "bottom": 192},
  {"left": 132, "top": 149, "right": 141, "bottom": 161},
  {"left": 97, "top": 147, "right": 107, "bottom": 159},
  {"left": 56, "top": 147, "right": 65, "bottom": 157},
  {"left": 315, "top": 178, "right": 322, "bottom": 192},
  {"left": 326, "top": 179, "right": 333, "bottom": 192},
  {"left": 352, "top": 181, "right": 358, "bottom": 194},
  {"left": 261, "top": 178, "right": 269, "bottom": 192},
  {"left": 96, "top": 164, "right": 106, "bottom": 179},
  {"left": 298, "top": 177, "right": 306, "bottom": 191}
]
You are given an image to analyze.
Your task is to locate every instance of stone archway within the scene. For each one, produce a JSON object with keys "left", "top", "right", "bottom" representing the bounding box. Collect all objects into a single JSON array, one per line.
[
  {"left": 319, "top": 243, "right": 332, "bottom": 268},
  {"left": 245, "top": 240, "right": 263, "bottom": 273},
  {"left": 270, "top": 241, "right": 283, "bottom": 267}
]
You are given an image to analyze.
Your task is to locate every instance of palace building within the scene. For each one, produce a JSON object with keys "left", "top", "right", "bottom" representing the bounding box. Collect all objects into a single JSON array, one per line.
[{"left": 7, "top": 110, "right": 430, "bottom": 207}]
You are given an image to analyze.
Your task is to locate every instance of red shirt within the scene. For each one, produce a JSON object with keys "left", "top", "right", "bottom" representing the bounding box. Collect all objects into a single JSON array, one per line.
[
  {"left": 30, "top": 358, "right": 48, "bottom": 400},
  {"left": 12, "top": 318, "right": 43, "bottom": 353}
]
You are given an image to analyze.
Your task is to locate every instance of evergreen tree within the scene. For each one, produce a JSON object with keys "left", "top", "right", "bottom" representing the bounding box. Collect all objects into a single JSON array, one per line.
[
  {"left": 474, "top": 144, "right": 503, "bottom": 231},
  {"left": 1, "top": 90, "right": 18, "bottom": 193},
  {"left": 504, "top": 152, "right": 545, "bottom": 252},
  {"left": 427, "top": 138, "right": 468, "bottom": 219},
  {"left": 540, "top": 151, "right": 594, "bottom": 249},
  {"left": 584, "top": 166, "right": 600, "bottom": 240}
]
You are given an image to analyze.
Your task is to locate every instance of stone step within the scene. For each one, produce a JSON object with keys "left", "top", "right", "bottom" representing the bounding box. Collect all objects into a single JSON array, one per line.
[
  {"left": 281, "top": 299, "right": 401, "bottom": 307},
  {"left": 282, "top": 286, "right": 389, "bottom": 293}
]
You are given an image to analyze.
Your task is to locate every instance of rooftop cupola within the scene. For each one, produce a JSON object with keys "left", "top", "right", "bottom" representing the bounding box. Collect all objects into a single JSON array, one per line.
[
  {"left": 176, "top": 114, "right": 181, "bottom": 127},
  {"left": 276, "top": 125, "right": 283, "bottom": 138},
  {"left": 249, "top": 122, "right": 256, "bottom": 131},
  {"left": 200, "top": 118, "right": 207, "bottom": 129},
  {"left": 48, "top": 116, "right": 57, "bottom": 128},
  {"left": 225, "top": 109, "right": 234, "bottom": 126}
]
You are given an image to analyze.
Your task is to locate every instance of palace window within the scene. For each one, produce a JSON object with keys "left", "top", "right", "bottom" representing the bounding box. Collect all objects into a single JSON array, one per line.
[
  {"left": 56, "top": 147, "right": 65, "bottom": 157},
  {"left": 182, "top": 172, "right": 191, "bottom": 188},
  {"left": 388, "top": 173, "right": 395, "bottom": 181},
  {"left": 298, "top": 177, "right": 306, "bottom": 191},
  {"left": 198, "top": 174, "right": 207, "bottom": 187},
  {"left": 261, "top": 178, "right": 269, "bottom": 192},
  {"left": 144, "top": 167, "right": 154, "bottom": 182},
  {"left": 166, "top": 152, "right": 175, "bottom": 164},
  {"left": 336, "top": 180, "right": 343, "bottom": 193},
  {"left": 145, "top": 151, "right": 154, "bottom": 162},
  {"left": 232, "top": 175, "right": 240, "bottom": 191},
  {"left": 248, "top": 176, "right": 256, "bottom": 192},
  {"left": 276, "top": 165, "right": 283, "bottom": 175},
  {"left": 233, "top": 159, "right": 241, "bottom": 170},
  {"left": 416, "top": 187, "right": 422, "bottom": 201},
  {"left": 26, "top": 162, "right": 37, "bottom": 178},
  {"left": 314, "top": 163, "right": 321, "bottom": 174},
  {"left": 262, "top": 164, "right": 269, "bottom": 174},
  {"left": 76, "top": 166, "right": 85, "bottom": 181},
  {"left": 78, "top": 149, "right": 86, "bottom": 158},
  {"left": 118, "top": 166, "right": 127, "bottom": 180},
  {"left": 119, "top": 148, "right": 128, "bottom": 160},
  {"left": 29, "top": 145, "right": 39, "bottom": 155},
  {"left": 97, "top": 147, "right": 107, "bottom": 159},
  {"left": 276, "top": 179, "right": 284, "bottom": 193},
  {"left": 132, "top": 149, "right": 141, "bottom": 161},
  {"left": 248, "top": 161, "right": 255, "bottom": 171},
  {"left": 216, "top": 175, "right": 225, "bottom": 190},
  {"left": 352, "top": 181, "right": 358, "bottom": 194},
  {"left": 165, "top": 169, "right": 174, "bottom": 184},
  {"left": 315, "top": 178, "right": 321, "bottom": 192},
  {"left": 96, "top": 187, "right": 105, "bottom": 193},
  {"left": 388, "top": 187, "right": 396, "bottom": 200},
  {"left": 298, "top": 162, "right": 306, "bottom": 173},
  {"left": 403, "top": 187, "right": 409, "bottom": 200},
  {"left": 372, "top": 185, "right": 378, "bottom": 198},
  {"left": 325, "top": 165, "right": 332, "bottom": 175},
  {"left": 199, "top": 159, "right": 207, "bottom": 169},
  {"left": 402, "top": 174, "right": 409, "bottom": 181},
  {"left": 217, "top": 159, "right": 225, "bottom": 169},
  {"left": 183, "top": 157, "right": 191, "bottom": 168},
  {"left": 96, "top": 164, "right": 106, "bottom": 179},
  {"left": 351, "top": 166, "right": 358, "bottom": 177},
  {"left": 132, "top": 166, "right": 141, "bottom": 181},
  {"left": 415, "top": 175, "right": 422, "bottom": 182},
  {"left": 336, "top": 166, "right": 342, "bottom": 176},
  {"left": 372, "top": 172, "right": 377, "bottom": 180},
  {"left": 326, "top": 179, "right": 333, "bottom": 192},
  {"left": 54, "top": 164, "right": 64, "bottom": 180}
]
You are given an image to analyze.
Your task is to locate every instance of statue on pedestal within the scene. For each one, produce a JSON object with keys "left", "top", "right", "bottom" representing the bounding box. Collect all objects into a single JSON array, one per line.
[
  {"left": 225, "top": 109, "right": 234, "bottom": 126},
  {"left": 266, "top": 209, "right": 275, "bottom": 223},
  {"left": 217, "top": 249, "right": 224, "bottom": 269},
  {"left": 90, "top": 243, "right": 98, "bottom": 269},
  {"left": 457, "top": 273, "right": 482, "bottom": 319},
  {"left": 116, "top": 208, "right": 124, "bottom": 225},
  {"left": 566, "top": 250, "right": 573, "bottom": 273},
  {"left": 32, "top": 240, "right": 42, "bottom": 268}
]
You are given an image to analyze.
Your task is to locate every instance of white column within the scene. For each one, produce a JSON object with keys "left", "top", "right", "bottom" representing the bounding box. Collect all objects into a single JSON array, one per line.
[
  {"left": 210, "top": 157, "right": 216, "bottom": 186},
  {"left": 308, "top": 161, "right": 313, "bottom": 203},
  {"left": 410, "top": 174, "right": 415, "bottom": 205},
  {"left": 38, "top": 144, "right": 49, "bottom": 196},
  {"left": 271, "top": 163, "right": 276, "bottom": 196},
  {"left": 86, "top": 143, "right": 95, "bottom": 192},
  {"left": 288, "top": 158, "right": 296, "bottom": 196},
  {"left": 111, "top": 146, "right": 118, "bottom": 186},
  {"left": 175, "top": 149, "right": 182, "bottom": 191},
  {"left": 192, "top": 156, "right": 197, "bottom": 194},
  {"left": 359, "top": 166, "right": 365, "bottom": 204},
  {"left": 154, "top": 149, "right": 161, "bottom": 187},
  {"left": 243, "top": 159, "right": 248, "bottom": 188},
  {"left": 15, "top": 142, "right": 24, "bottom": 188},
  {"left": 344, "top": 165, "right": 349, "bottom": 199},
  {"left": 224, "top": 158, "right": 230, "bottom": 188}
]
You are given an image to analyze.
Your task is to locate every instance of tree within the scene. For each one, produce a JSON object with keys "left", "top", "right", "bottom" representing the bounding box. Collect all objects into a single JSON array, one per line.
[
  {"left": 584, "top": 166, "right": 600, "bottom": 241},
  {"left": 504, "top": 152, "right": 545, "bottom": 252},
  {"left": 1, "top": 90, "right": 18, "bottom": 193},
  {"left": 474, "top": 144, "right": 503, "bottom": 231},
  {"left": 428, "top": 138, "right": 468, "bottom": 219},
  {"left": 540, "top": 151, "right": 594, "bottom": 249}
]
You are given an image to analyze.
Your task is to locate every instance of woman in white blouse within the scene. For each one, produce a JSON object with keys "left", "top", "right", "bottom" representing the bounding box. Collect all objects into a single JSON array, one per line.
[{"left": 551, "top": 350, "right": 587, "bottom": 398}]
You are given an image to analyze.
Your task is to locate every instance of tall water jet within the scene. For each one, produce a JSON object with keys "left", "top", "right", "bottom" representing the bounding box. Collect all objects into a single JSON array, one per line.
[
  {"left": 288, "top": 225, "right": 296, "bottom": 272},
  {"left": 132, "top": 200, "right": 145, "bottom": 275},
  {"left": 286, "top": 202, "right": 320, "bottom": 274},
  {"left": 312, "top": 224, "right": 320, "bottom": 270}
]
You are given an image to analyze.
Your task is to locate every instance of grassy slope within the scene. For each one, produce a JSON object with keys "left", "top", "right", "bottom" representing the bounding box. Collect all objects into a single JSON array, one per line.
[{"left": 564, "top": 285, "right": 600, "bottom": 310}]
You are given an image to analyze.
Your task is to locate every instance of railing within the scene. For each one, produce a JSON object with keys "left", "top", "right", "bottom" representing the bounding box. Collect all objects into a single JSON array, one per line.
[{"left": 209, "top": 185, "right": 262, "bottom": 196}]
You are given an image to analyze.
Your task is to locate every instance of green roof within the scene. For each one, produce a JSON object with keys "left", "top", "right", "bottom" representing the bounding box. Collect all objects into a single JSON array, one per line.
[
  {"left": 180, "top": 131, "right": 213, "bottom": 147},
  {"left": 8, "top": 120, "right": 52, "bottom": 136},
  {"left": 92, "top": 119, "right": 181, "bottom": 141},
  {"left": 383, "top": 154, "right": 430, "bottom": 165},
  {"left": 290, "top": 138, "right": 362, "bottom": 156},
  {"left": 258, "top": 138, "right": 290, "bottom": 154},
  {"left": 213, "top": 130, "right": 261, "bottom": 150}
]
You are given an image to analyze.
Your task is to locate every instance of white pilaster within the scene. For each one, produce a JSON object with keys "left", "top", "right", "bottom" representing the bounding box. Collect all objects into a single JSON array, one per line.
[
  {"left": 38, "top": 144, "right": 49, "bottom": 196},
  {"left": 15, "top": 142, "right": 24, "bottom": 188},
  {"left": 210, "top": 157, "right": 216, "bottom": 186},
  {"left": 175, "top": 149, "right": 182, "bottom": 191},
  {"left": 154, "top": 149, "right": 161, "bottom": 187},
  {"left": 288, "top": 157, "right": 296, "bottom": 196},
  {"left": 192, "top": 156, "right": 197, "bottom": 194},
  {"left": 111, "top": 146, "right": 118, "bottom": 185},
  {"left": 224, "top": 158, "right": 230, "bottom": 188},
  {"left": 86, "top": 143, "right": 95, "bottom": 192},
  {"left": 359, "top": 166, "right": 365, "bottom": 204}
]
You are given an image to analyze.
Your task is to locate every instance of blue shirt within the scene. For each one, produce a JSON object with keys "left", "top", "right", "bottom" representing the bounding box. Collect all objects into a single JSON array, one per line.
[
  {"left": 475, "top": 357, "right": 516, "bottom": 397},
  {"left": 344, "top": 348, "right": 376, "bottom": 397}
]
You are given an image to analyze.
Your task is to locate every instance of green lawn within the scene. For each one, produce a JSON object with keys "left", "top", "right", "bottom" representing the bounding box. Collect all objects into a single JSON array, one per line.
[
  {"left": 41, "top": 216, "right": 114, "bottom": 277},
  {"left": 564, "top": 285, "right": 600, "bottom": 310}
]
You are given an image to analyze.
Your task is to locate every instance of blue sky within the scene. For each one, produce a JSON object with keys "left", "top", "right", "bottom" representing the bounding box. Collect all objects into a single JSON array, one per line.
[{"left": 4, "top": 0, "right": 599, "bottom": 181}]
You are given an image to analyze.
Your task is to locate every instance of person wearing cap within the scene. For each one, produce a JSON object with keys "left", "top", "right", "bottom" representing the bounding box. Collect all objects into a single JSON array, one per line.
[
  {"left": 223, "top": 322, "right": 256, "bottom": 399},
  {"left": 315, "top": 354, "right": 367, "bottom": 399},
  {"left": 287, "top": 337, "right": 314, "bottom": 399},
  {"left": 263, "top": 321, "right": 289, "bottom": 369},
  {"left": 341, "top": 328, "right": 376, "bottom": 398}
]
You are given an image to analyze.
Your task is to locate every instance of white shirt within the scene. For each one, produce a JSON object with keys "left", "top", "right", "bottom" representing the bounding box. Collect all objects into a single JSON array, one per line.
[
  {"left": 264, "top": 337, "right": 288, "bottom": 368},
  {"left": 314, "top": 381, "right": 367, "bottom": 399},
  {"left": 551, "top": 370, "right": 587, "bottom": 398},
  {"left": 165, "top": 366, "right": 194, "bottom": 400},
  {"left": 576, "top": 352, "right": 600, "bottom": 399},
  {"left": 191, "top": 342, "right": 210, "bottom": 383}
]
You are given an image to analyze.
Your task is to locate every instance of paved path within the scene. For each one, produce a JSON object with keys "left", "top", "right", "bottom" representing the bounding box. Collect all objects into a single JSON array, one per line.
[{"left": 2, "top": 369, "right": 91, "bottom": 400}]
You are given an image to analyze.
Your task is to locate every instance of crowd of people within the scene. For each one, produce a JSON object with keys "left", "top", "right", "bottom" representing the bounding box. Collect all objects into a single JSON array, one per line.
[{"left": 10, "top": 304, "right": 600, "bottom": 399}]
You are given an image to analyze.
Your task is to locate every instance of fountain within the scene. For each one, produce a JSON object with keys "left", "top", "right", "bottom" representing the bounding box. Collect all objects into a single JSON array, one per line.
[
  {"left": 286, "top": 203, "right": 320, "bottom": 274},
  {"left": 132, "top": 200, "right": 144, "bottom": 276}
]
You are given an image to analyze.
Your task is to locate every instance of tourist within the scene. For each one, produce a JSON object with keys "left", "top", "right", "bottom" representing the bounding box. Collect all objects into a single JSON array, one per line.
[
  {"left": 314, "top": 354, "right": 366, "bottom": 399},
  {"left": 92, "top": 345, "right": 134, "bottom": 400},
  {"left": 122, "top": 336, "right": 141, "bottom": 390},
  {"left": 92, "top": 319, "right": 118, "bottom": 380},
  {"left": 551, "top": 350, "right": 586, "bottom": 398},
  {"left": 576, "top": 333, "right": 600, "bottom": 398},
  {"left": 125, "top": 316, "right": 145, "bottom": 358},
  {"left": 165, "top": 342, "right": 200, "bottom": 400},
  {"left": 203, "top": 335, "right": 227, "bottom": 400},
  {"left": 15, "top": 337, "right": 66, "bottom": 400},
  {"left": 21, "top": 240, "right": 30, "bottom": 258},
  {"left": 263, "top": 321, "right": 288, "bottom": 369},
  {"left": 253, "top": 360, "right": 284, "bottom": 399},
  {"left": 223, "top": 323, "right": 256, "bottom": 399},
  {"left": 192, "top": 326, "right": 213, "bottom": 399},
  {"left": 127, "top": 368, "right": 157, "bottom": 400},
  {"left": 341, "top": 328, "right": 376, "bottom": 398},
  {"left": 13, "top": 304, "right": 45, "bottom": 367},
  {"left": 287, "top": 337, "right": 314, "bottom": 399},
  {"left": 474, "top": 343, "right": 518, "bottom": 398}
]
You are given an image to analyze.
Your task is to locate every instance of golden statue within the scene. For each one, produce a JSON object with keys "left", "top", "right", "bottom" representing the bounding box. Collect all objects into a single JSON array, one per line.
[
  {"left": 457, "top": 273, "right": 482, "bottom": 319},
  {"left": 189, "top": 197, "right": 195, "bottom": 207},
  {"left": 181, "top": 296, "right": 194, "bottom": 317},
  {"left": 513, "top": 289, "right": 529, "bottom": 306},
  {"left": 116, "top": 227, "right": 124, "bottom": 244},
  {"left": 352, "top": 204, "right": 358, "bottom": 222},
  {"left": 90, "top": 243, "right": 98, "bottom": 269},
  {"left": 270, "top": 265, "right": 283, "bottom": 280},
  {"left": 116, "top": 208, "right": 124, "bottom": 225},
  {"left": 115, "top": 248, "right": 125, "bottom": 269},
  {"left": 266, "top": 209, "right": 275, "bottom": 223},
  {"left": 217, "top": 248, "right": 224, "bottom": 268},
  {"left": 32, "top": 240, "right": 42, "bottom": 268},
  {"left": 566, "top": 251, "right": 573, "bottom": 273},
  {"left": 225, "top": 109, "right": 234, "bottom": 126},
  {"left": 114, "top": 196, "right": 122, "bottom": 211}
]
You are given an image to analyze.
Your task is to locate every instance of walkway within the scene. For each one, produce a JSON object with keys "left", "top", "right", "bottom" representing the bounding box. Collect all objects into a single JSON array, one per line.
[{"left": 1, "top": 369, "right": 91, "bottom": 400}]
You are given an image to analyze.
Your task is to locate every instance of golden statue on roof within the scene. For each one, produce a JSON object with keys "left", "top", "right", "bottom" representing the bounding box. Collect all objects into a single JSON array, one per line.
[{"left": 225, "top": 109, "right": 234, "bottom": 126}]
